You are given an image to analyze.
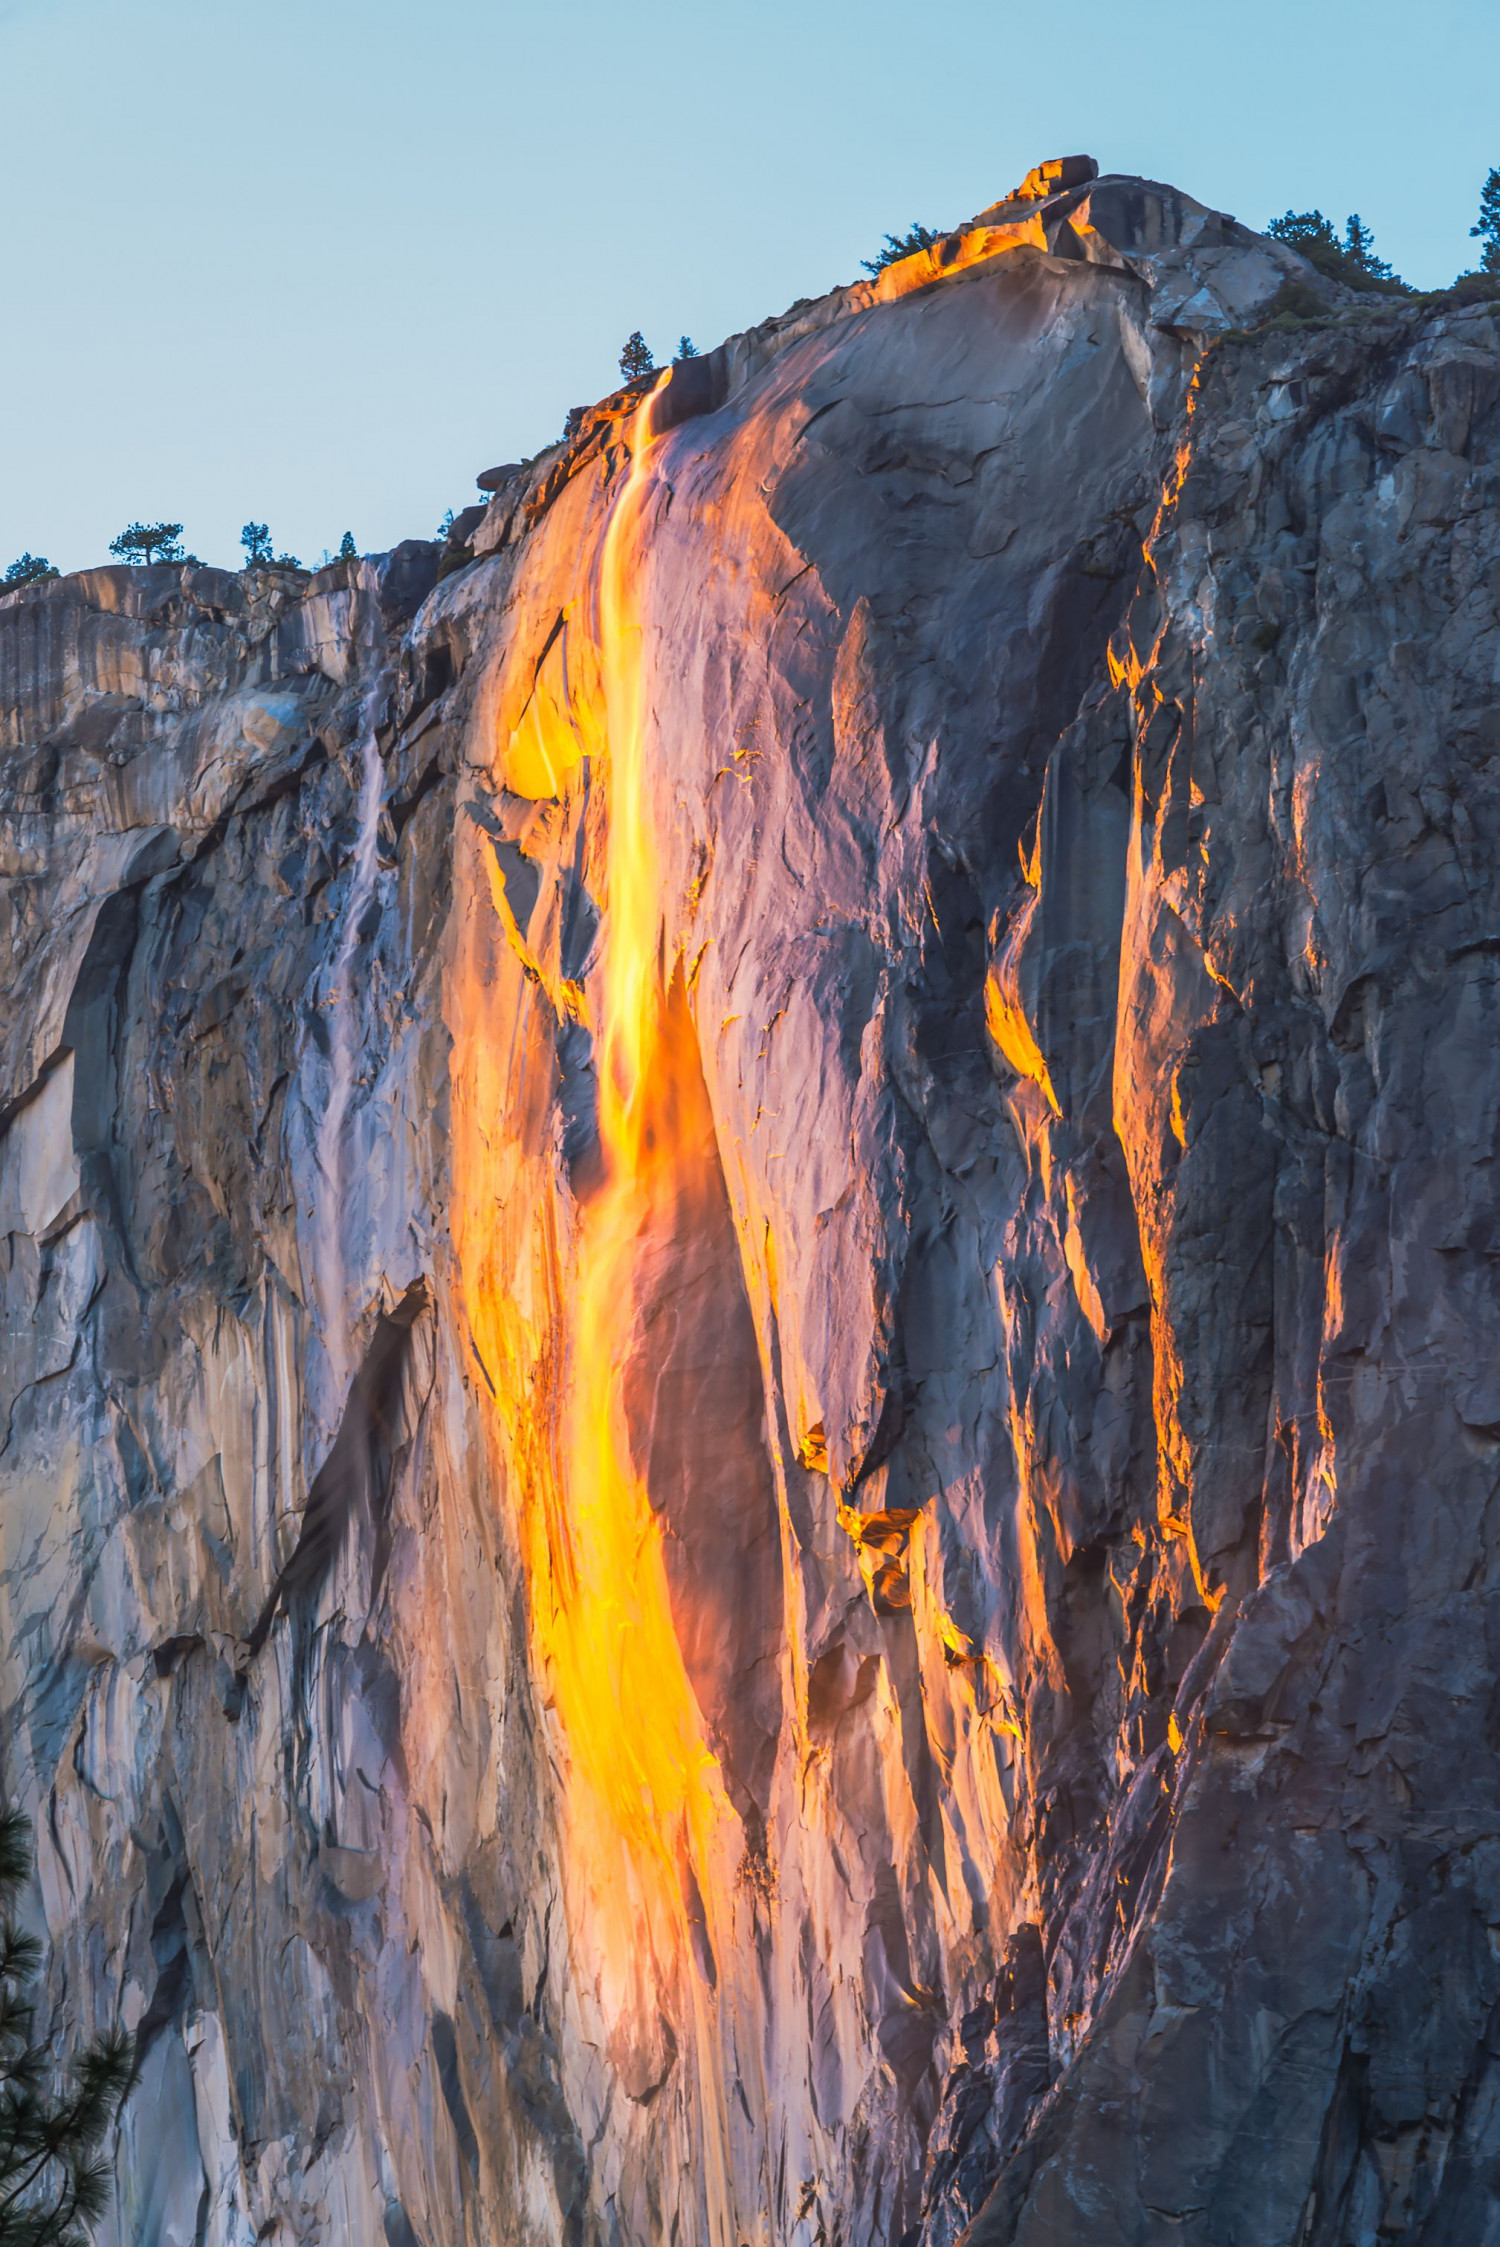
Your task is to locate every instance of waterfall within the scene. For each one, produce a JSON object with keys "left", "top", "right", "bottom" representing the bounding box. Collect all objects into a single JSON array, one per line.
[{"left": 313, "top": 692, "right": 385, "bottom": 1387}]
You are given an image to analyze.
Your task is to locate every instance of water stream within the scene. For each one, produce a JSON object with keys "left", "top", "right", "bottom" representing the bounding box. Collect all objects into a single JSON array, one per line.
[{"left": 314, "top": 690, "right": 386, "bottom": 1389}]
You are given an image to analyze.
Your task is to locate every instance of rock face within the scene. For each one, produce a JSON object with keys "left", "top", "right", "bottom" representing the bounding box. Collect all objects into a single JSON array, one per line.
[{"left": 2, "top": 167, "right": 1499, "bottom": 2247}]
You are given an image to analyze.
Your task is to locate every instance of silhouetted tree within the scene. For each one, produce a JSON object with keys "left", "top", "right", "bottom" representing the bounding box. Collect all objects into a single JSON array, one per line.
[
  {"left": 338, "top": 531, "right": 357, "bottom": 560},
  {"left": 675, "top": 335, "right": 698, "bottom": 361},
  {"left": 0, "top": 1805, "right": 134, "bottom": 2245},
  {"left": 108, "top": 522, "right": 184, "bottom": 565},
  {"left": 1266, "top": 208, "right": 1407, "bottom": 293},
  {"left": 1474, "top": 167, "right": 1500, "bottom": 275},
  {"left": 861, "top": 222, "right": 940, "bottom": 277},
  {"left": 1267, "top": 208, "right": 1340, "bottom": 263},
  {"left": 619, "top": 331, "right": 654, "bottom": 382},
  {"left": 1342, "top": 213, "right": 1397, "bottom": 283},
  {"left": 240, "top": 525, "right": 300, "bottom": 569},
  {"left": 2, "top": 556, "right": 58, "bottom": 588}
]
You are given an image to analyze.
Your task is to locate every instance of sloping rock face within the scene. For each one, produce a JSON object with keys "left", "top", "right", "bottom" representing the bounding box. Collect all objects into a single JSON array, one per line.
[{"left": 2, "top": 170, "right": 1499, "bottom": 2247}]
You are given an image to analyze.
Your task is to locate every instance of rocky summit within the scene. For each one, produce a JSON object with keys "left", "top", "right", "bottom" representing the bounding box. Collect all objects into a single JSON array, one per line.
[{"left": 3, "top": 162, "right": 1500, "bottom": 2247}]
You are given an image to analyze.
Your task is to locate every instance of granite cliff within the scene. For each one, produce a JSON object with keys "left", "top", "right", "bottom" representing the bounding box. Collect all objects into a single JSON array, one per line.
[{"left": 3, "top": 160, "right": 1500, "bottom": 2247}]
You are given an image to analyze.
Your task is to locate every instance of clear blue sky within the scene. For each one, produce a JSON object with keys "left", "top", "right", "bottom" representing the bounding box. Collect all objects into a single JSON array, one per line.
[{"left": 1, "top": 0, "right": 1495, "bottom": 574}]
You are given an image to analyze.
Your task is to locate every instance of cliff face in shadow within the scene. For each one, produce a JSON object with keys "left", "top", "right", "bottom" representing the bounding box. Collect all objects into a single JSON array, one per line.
[{"left": 3, "top": 165, "right": 1499, "bottom": 2247}]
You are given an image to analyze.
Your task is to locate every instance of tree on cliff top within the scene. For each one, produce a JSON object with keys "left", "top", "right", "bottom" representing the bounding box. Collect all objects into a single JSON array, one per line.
[
  {"left": 1474, "top": 168, "right": 1500, "bottom": 274},
  {"left": 0, "top": 1807, "right": 134, "bottom": 2245},
  {"left": 240, "top": 524, "right": 301, "bottom": 570},
  {"left": 1266, "top": 209, "right": 1409, "bottom": 293},
  {"left": 618, "top": 331, "right": 654, "bottom": 382},
  {"left": 2, "top": 557, "right": 58, "bottom": 589},
  {"left": 1342, "top": 214, "right": 1400, "bottom": 285},
  {"left": 108, "top": 522, "right": 183, "bottom": 566},
  {"left": 861, "top": 222, "right": 940, "bottom": 277},
  {"left": 338, "top": 532, "right": 357, "bottom": 561}
]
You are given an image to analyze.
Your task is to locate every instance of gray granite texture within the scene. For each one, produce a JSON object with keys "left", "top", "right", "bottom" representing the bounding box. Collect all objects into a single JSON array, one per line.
[{"left": 1, "top": 167, "right": 1498, "bottom": 2246}]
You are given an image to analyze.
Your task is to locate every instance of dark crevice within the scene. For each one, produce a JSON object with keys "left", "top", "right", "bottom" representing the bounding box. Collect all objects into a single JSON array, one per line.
[
  {"left": 432, "top": 2011, "right": 481, "bottom": 2181},
  {"left": 241, "top": 1278, "right": 429, "bottom": 1666}
]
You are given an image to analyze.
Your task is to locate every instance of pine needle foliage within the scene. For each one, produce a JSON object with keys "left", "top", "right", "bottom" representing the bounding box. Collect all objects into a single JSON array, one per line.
[
  {"left": 108, "top": 523, "right": 184, "bottom": 565},
  {"left": 1474, "top": 168, "right": 1500, "bottom": 276},
  {"left": 1266, "top": 209, "right": 1409, "bottom": 294},
  {"left": 861, "top": 222, "right": 940, "bottom": 277},
  {"left": 0, "top": 1808, "right": 134, "bottom": 2247},
  {"left": 619, "top": 331, "right": 655, "bottom": 382}
]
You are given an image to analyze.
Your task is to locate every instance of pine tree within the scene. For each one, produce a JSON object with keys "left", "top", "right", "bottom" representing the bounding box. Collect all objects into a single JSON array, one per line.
[
  {"left": 108, "top": 523, "right": 184, "bottom": 566},
  {"left": 1267, "top": 208, "right": 1342, "bottom": 263},
  {"left": 1473, "top": 167, "right": 1500, "bottom": 275},
  {"left": 337, "top": 532, "right": 357, "bottom": 561},
  {"left": 1342, "top": 213, "right": 1396, "bottom": 281},
  {"left": 0, "top": 1806, "right": 134, "bottom": 2245},
  {"left": 619, "top": 331, "right": 655, "bottom": 382},
  {"left": 675, "top": 335, "right": 698, "bottom": 361},
  {"left": 861, "top": 222, "right": 940, "bottom": 277},
  {"left": 239, "top": 522, "right": 272, "bottom": 567},
  {"left": 1266, "top": 208, "right": 1406, "bottom": 294},
  {"left": 2, "top": 557, "right": 58, "bottom": 588}
]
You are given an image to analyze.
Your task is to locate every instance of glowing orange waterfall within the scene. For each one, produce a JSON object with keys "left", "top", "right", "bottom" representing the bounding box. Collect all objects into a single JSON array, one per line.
[
  {"left": 452, "top": 383, "right": 742, "bottom": 2239},
  {"left": 546, "top": 383, "right": 736, "bottom": 1988}
]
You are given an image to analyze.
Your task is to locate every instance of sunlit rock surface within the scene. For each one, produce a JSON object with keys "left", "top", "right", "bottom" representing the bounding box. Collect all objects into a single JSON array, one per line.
[{"left": 2, "top": 167, "right": 1499, "bottom": 2246}]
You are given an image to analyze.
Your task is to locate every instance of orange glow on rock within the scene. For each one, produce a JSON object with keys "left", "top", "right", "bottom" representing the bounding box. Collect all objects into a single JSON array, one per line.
[
  {"left": 529, "top": 388, "right": 735, "bottom": 1984},
  {"left": 550, "top": 395, "right": 736, "bottom": 1977},
  {"left": 453, "top": 387, "right": 742, "bottom": 2055},
  {"left": 984, "top": 938, "right": 1060, "bottom": 1116}
]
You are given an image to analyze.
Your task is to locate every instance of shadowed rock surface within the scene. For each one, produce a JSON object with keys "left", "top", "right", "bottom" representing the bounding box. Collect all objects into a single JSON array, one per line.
[{"left": 2, "top": 166, "right": 1499, "bottom": 2247}]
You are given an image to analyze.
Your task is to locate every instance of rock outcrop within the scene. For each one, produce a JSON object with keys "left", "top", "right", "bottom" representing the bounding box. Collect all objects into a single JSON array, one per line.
[{"left": 2, "top": 163, "right": 1498, "bottom": 2247}]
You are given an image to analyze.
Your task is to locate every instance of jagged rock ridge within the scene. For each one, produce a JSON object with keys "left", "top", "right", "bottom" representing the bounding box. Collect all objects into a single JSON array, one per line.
[{"left": 1, "top": 163, "right": 1498, "bottom": 2247}]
